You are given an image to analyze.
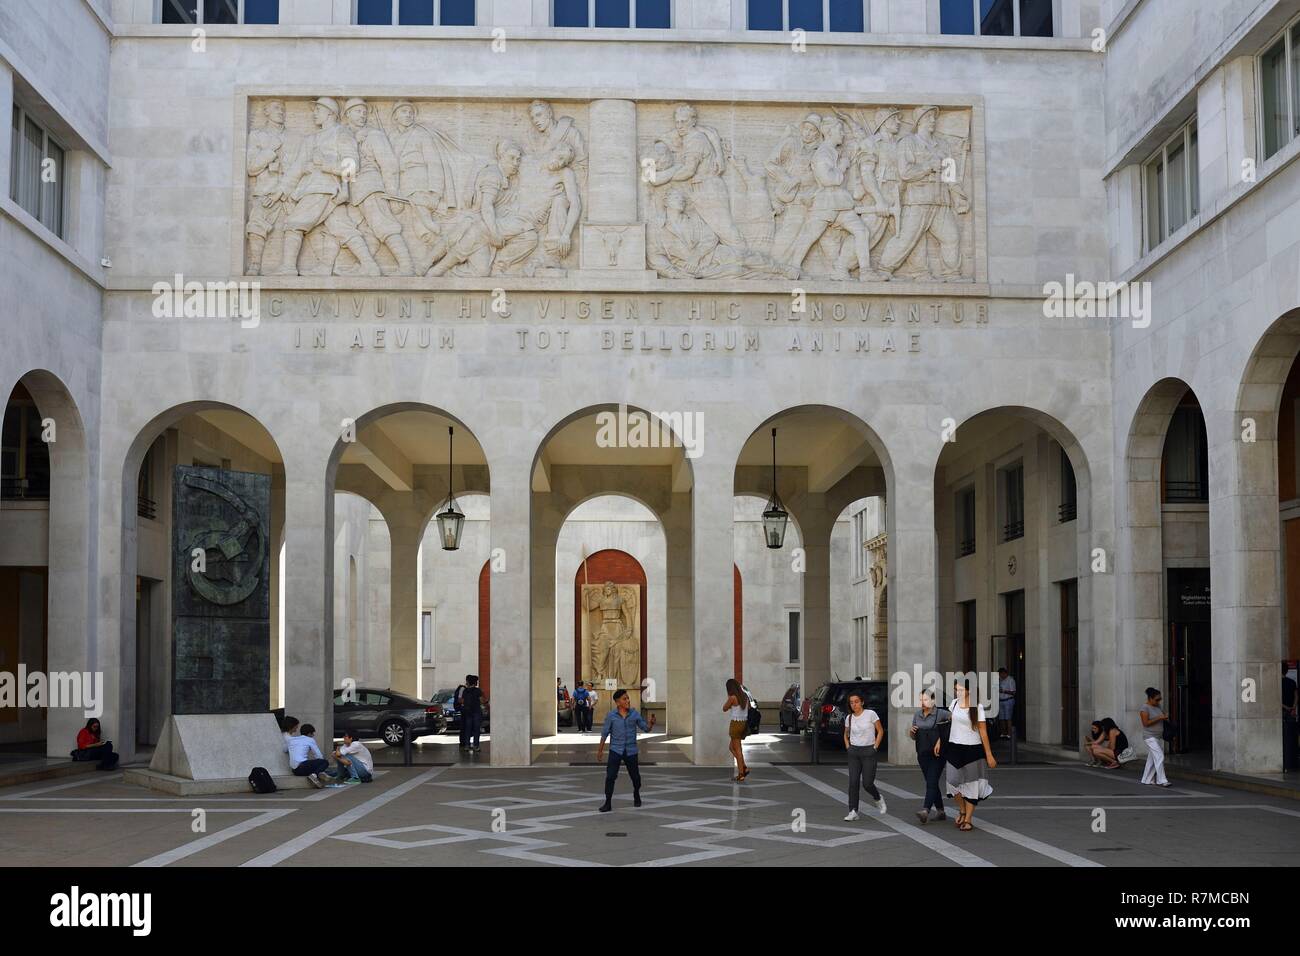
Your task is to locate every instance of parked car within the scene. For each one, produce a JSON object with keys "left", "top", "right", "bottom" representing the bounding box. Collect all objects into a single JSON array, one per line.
[
  {"left": 779, "top": 682, "right": 802, "bottom": 732},
  {"left": 805, "top": 679, "right": 889, "bottom": 753},
  {"left": 558, "top": 686, "right": 574, "bottom": 727},
  {"left": 333, "top": 687, "right": 447, "bottom": 747},
  {"left": 431, "top": 687, "right": 491, "bottom": 734}
]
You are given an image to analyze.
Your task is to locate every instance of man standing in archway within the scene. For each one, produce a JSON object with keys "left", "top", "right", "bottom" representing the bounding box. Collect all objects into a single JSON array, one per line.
[{"left": 596, "top": 688, "right": 655, "bottom": 812}]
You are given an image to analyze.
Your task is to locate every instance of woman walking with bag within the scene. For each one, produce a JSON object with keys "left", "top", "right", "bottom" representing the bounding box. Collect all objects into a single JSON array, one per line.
[
  {"left": 944, "top": 679, "right": 996, "bottom": 832},
  {"left": 908, "top": 689, "right": 949, "bottom": 823},
  {"left": 724, "top": 678, "right": 751, "bottom": 781},
  {"left": 843, "top": 692, "right": 887, "bottom": 820}
]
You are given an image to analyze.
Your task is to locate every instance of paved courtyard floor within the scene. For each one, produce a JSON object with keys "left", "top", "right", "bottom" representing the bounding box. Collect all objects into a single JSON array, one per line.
[{"left": 1, "top": 760, "right": 1297, "bottom": 868}]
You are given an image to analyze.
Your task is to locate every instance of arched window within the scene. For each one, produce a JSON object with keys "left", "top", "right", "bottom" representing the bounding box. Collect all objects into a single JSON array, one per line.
[
  {"left": 1162, "top": 394, "right": 1209, "bottom": 503},
  {"left": 1, "top": 384, "right": 50, "bottom": 500}
]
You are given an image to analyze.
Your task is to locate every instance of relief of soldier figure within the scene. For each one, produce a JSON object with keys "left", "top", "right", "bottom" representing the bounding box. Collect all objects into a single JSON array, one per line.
[
  {"left": 247, "top": 97, "right": 586, "bottom": 277},
  {"left": 642, "top": 101, "right": 973, "bottom": 282},
  {"left": 246, "top": 97, "right": 971, "bottom": 281}
]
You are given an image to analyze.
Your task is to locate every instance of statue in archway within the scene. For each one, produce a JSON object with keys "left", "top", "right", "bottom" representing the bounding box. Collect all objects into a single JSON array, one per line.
[{"left": 583, "top": 581, "right": 640, "bottom": 687}]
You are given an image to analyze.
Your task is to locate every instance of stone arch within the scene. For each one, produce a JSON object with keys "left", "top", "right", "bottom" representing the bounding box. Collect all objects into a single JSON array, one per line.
[
  {"left": 3, "top": 370, "right": 90, "bottom": 756},
  {"left": 932, "top": 403, "right": 1099, "bottom": 748},
  {"left": 115, "top": 400, "right": 287, "bottom": 756}
]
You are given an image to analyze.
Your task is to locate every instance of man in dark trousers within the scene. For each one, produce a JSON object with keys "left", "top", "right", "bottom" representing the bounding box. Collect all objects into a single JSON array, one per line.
[
  {"left": 461, "top": 675, "right": 486, "bottom": 754},
  {"left": 454, "top": 675, "right": 471, "bottom": 751},
  {"left": 595, "top": 688, "right": 656, "bottom": 812}
]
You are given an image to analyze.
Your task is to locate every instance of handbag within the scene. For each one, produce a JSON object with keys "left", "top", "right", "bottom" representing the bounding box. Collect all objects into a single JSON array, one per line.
[{"left": 1161, "top": 717, "right": 1179, "bottom": 742}]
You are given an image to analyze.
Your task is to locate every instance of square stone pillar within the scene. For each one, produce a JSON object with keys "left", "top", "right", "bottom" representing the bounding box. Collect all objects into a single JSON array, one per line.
[
  {"left": 382, "top": 504, "right": 426, "bottom": 699},
  {"left": 578, "top": 99, "right": 654, "bottom": 278},
  {"left": 885, "top": 463, "right": 938, "bottom": 764},
  {"left": 662, "top": 492, "right": 694, "bottom": 735},
  {"left": 792, "top": 498, "right": 835, "bottom": 694},
  {"left": 282, "top": 472, "right": 333, "bottom": 746},
  {"left": 490, "top": 468, "right": 532, "bottom": 765},
  {"left": 530, "top": 495, "right": 560, "bottom": 736},
  {"left": 692, "top": 459, "right": 734, "bottom": 765}
]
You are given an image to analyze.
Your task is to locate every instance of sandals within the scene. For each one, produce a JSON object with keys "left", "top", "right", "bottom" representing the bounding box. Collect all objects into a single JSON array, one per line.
[
  {"left": 958, "top": 821, "right": 974, "bottom": 831},
  {"left": 736, "top": 769, "right": 751, "bottom": 782}
]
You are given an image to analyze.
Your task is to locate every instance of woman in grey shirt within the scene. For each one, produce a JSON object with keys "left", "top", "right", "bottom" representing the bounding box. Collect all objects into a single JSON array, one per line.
[
  {"left": 908, "top": 689, "right": 950, "bottom": 823},
  {"left": 1139, "top": 687, "right": 1171, "bottom": 787}
]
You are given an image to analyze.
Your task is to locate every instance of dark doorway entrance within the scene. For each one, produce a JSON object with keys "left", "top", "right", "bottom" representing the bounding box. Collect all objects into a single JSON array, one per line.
[
  {"left": 1167, "top": 568, "right": 1212, "bottom": 753},
  {"left": 1060, "top": 579, "right": 1078, "bottom": 746},
  {"left": 959, "top": 599, "right": 977, "bottom": 674}
]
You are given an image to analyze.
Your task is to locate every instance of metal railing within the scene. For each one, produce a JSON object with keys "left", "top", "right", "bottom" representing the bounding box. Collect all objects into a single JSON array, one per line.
[
  {"left": 1003, "top": 520, "right": 1024, "bottom": 541},
  {"left": 1058, "top": 501, "right": 1077, "bottom": 522},
  {"left": 137, "top": 495, "right": 157, "bottom": 520},
  {"left": 1, "top": 476, "right": 50, "bottom": 500},
  {"left": 1165, "top": 480, "right": 1207, "bottom": 502},
  {"left": 957, "top": 538, "right": 976, "bottom": 557}
]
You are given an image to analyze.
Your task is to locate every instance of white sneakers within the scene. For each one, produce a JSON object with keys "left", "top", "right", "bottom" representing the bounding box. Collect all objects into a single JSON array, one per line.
[
  {"left": 875, "top": 796, "right": 888, "bottom": 814},
  {"left": 843, "top": 810, "right": 860, "bottom": 821},
  {"left": 307, "top": 773, "right": 324, "bottom": 788}
]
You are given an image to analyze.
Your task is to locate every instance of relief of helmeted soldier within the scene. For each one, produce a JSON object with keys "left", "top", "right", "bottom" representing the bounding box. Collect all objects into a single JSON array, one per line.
[
  {"left": 272, "top": 96, "right": 380, "bottom": 277},
  {"left": 343, "top": 97, "right": 415, "bottom": 275},
  {"left": 650, "top": 104, "right": 747, "bottom": 250},
  {"left": 389, "top": 99, "right": 464, "bottom": 271},
  {"left": 877, "top": 105, "right": 968, "bottom": 280},
  {"left": 765, "top": 112, "right": 822, "bottom": 265},
  {"left": 245, "top": 99, "right": 287, "bottom": 275}
]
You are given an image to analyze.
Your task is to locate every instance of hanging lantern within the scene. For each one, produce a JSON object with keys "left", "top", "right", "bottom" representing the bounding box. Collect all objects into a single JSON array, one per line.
[
  {"left": 762, "top": 426, "right": 788, "bottom": 549},
  {"left": 437, "top": 425, "right": 465, "bottom": 551}
]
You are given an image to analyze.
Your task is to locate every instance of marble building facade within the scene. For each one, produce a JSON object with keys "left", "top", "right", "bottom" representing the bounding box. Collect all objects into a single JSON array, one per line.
[{"left": 2, "top": 0, "right": 1299, "bottom": 773}]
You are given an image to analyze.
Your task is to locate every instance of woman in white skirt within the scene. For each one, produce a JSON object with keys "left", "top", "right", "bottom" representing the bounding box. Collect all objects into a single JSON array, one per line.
[{"left": 945, "top": 679, "right": 997, "bottom": 832}]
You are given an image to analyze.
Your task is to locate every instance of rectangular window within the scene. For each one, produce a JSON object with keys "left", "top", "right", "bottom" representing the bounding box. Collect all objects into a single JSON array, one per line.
[
  {"left": 956, "top": 486, "right": 976, "bottom": 557},
  {"left": 1259, "top": 16, "right": 1300, "bottom": 159},
  {"left": 787, "top": 609, "right": 801, "bottom": 663},
  {"left": 941, "top": 0, "right": 1051, "bottom": 36},
  {"left": 747, "top": 1, "right": 866, "bottom": 32},
  {"left": 357, "top": 0, "right": 475, "bottom": 24},
  {"left": 1002, "top": 463, "right": 1024, "bottom": 542},
  {"left": 160, "top": 0, "right": 278, "bottom": 22},
  {"left": 8, "top": 105, "right": 66, "bottom": 240},
  {"left": 959, "top": 600, "right": 977, "bottom": 673},
  {"left": 421, "top": 610, "right": 433, "bottom": 664},
  {"left": 1059, "top": 446, "right": 1077, "bottom": 522},
  {"left": 1142, "top": 118, "right": 1198, "bottom": 252},
  {"left": 1163, "top": 401, "right": 1209, "bottom": 503},
  {"left": 557, "top": 0, "right": 668, "bottom": 26}
]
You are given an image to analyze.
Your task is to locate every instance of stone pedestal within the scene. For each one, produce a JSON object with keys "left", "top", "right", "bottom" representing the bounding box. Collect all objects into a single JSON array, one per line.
[{"left": 128, "top": 713, "right": 311, "bottom": 794}]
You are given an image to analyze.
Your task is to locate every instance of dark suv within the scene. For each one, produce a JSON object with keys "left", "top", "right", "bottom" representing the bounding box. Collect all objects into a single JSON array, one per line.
[
  {"left": 805, "top": 679, "right": 889, "bottom": 752},
  {"left": 333, "top": 687, "right": 447, "bottom": 747}
]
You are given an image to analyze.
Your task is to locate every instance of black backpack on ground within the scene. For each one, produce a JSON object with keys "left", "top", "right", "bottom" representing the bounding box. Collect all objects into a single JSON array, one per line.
[{"left": 248, "top": 766, "right": 277, "bottom": 794}]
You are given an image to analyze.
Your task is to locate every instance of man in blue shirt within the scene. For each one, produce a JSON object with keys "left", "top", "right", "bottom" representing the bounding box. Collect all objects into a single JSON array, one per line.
[{"left": 596, "top": 688, "right": 656, "bottom": 812}]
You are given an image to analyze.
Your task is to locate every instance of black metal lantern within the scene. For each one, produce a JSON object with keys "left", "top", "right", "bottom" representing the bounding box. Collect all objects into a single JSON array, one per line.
[
  {"left": 762, "top": 427, "right": 788, "bottom": 549},
  {"left": 436, "top": 425, "right": 465, "bottom": 551}
]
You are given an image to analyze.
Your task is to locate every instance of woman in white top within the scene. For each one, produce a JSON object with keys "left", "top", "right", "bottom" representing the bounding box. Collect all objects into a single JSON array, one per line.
[
  {"left": 724, "top": 678, "right": 751, "bottom": 782},
  {"left": 944, "top": 679, "right": 997, "bottom": 832},
  {"left": 842, "top": 693, "right": 887, "bottom": 821}
]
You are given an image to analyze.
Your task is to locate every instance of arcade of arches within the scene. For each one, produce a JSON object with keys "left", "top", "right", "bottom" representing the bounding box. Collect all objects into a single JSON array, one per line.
[{"left": 2, "top": 366, "right": 1298, "bottom": 772}]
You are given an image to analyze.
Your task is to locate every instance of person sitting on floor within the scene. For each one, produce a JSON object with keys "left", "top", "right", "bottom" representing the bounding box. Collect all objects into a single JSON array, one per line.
[
  {"left": 327, "top": 730, "right": 374, "bottom": 785},
  {"left": 280, "top": 715, "right": 299, "bottom": 753},
  {"left": 286, "top": 723, "right": 329, "bottom": 788},
  {"left": 71, "top": 718, "right": 119, "bottom": 771},
  {"left": 1085, "top": 717, "right": 1132, "bottom": 769}
]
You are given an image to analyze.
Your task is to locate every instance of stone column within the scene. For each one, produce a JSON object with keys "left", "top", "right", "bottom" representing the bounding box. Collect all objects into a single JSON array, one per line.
[
  {"left": 383, "top": 503, "right": 426, "bottom": 699},
  {"left": 886, "top": 459, "right": 938, "bottom": 764},
  {"left": 530, "top": 495, "right": 560, "bottom": 737},
  {"left": 269, "top": 464, "right": 285, "bottom": 709},
  {"left": 662, "top": 492, "right": 693, "bottom": 735},
  {"left": 490, "top": 466, "right": 532, "bottom": 766},
  {"left": 692, "top": 458, "right": 733, "bottom": 765},
  {"left": 1215, "top": 393, "right": 1283, "bottom": 772},
  {"left": 283, "top": 469, "right": 333, "bottom": 746},
  {"left": 793, "top": 497, "right": 835, "bottom": 694},
  {"left": 580, "top": 99, "right": 650, "bottom": 275}
]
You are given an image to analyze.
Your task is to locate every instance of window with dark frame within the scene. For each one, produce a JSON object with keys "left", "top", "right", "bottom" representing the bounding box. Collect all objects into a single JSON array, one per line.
[
  {"left": 941, "top": 0, "right": 1052, "bottom": 36},
  {"left": 1002, "top": 463, "right": 1024, "bottom": 541},
  {"left": 555, "top": 0, "right": 670, "bottom": 27},
  {"left": 160, "top": 0, "right": 280, "bottom": 23},
  {"left": 747, "top": 0, "right": 866, "bottom": 32},
  {"left": 956, "top": 486, "right": 976, "bottom": 557},
  {"left": 1162, "top": 398, "right": 1209, "bottom": 503},
  {"left": 788, "top": 609, "right": 801, "bottom": 663},
  {"left": 355, "top": 0, "right": 475, "bottom": 25},
  {"left": 1059, "top": 446, "right": 1077, "bottom": 522}
]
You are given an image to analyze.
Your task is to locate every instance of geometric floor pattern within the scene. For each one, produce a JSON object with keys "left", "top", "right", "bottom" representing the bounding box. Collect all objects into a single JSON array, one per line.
[{"left": 2, "top": 762, "right": 1299, "bottom": 867}]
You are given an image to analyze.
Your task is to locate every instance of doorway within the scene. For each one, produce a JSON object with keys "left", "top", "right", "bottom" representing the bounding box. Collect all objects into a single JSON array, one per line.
[
  {"left": 1167, "top": 568, "right": 1212, "bottom": 753},
  {"left": 1059, "top": 579, "right": 1078, "bottom": 746},
  {"left": 1002, "top": 590, "right": 1026, "bottom": 739}
]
